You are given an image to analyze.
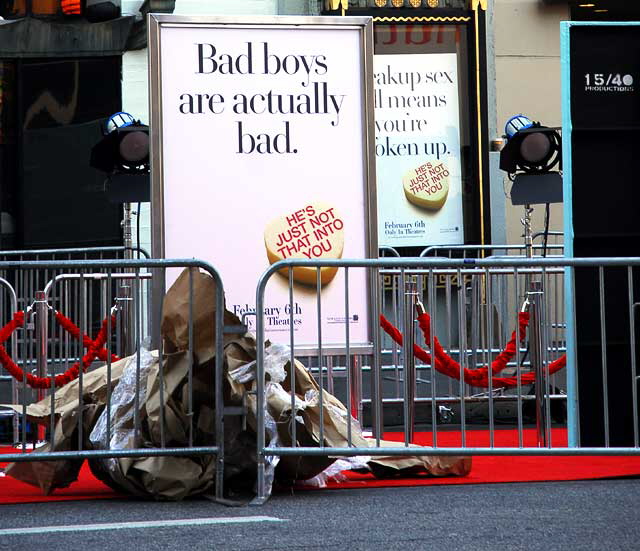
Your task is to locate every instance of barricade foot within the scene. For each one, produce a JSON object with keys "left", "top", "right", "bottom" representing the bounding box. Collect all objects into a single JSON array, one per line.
[{"left": 249, "top": 495, "right": 270, "bottom": 507}]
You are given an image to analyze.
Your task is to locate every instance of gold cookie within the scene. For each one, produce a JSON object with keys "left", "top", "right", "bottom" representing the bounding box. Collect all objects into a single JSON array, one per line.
[
  {"left": 264, "top": 202, "right": 344, "bottom": 285},
  {"left": 402, "top": 161, "right": 450, "bottom": 210}
]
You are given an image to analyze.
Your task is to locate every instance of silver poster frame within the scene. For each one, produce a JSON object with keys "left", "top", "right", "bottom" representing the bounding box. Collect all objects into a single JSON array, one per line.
[{"left": 148, "top": 14, "right": 377, "bottom": 351}]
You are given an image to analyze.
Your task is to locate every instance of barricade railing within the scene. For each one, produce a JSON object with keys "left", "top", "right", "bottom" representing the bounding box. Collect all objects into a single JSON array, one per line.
[
  {"left": 302, "top": 251, "right": 566, "bottom": 423},
  {"left": 377, "top": 264, "right": 566, "bottom": 425},
  {"left": 253, "top": 256, "right": 640, "bottom": 503},
  {"left": 420, "top": 243, "right": 564, "bottom": 259},
  {"left": 378, "top": 241, "right": 566, "bottom": 409},
  {"left": 0, "top": 258, "right": 230, "bottom": 501},
  {"left": 0, "top": 246, "right": 151, "bottom": 436},
  {"left": 0, "top": 245, "right": 150, "bottom": 260},
  {"left": 419, "top": 231, "right": 564, "bottom": 259}
]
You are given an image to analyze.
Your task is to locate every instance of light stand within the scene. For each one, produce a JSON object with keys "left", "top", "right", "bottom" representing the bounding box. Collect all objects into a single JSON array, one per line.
[
  {"left": 117, "top": 202, "right": 135, "bottom": 355},
  {"left": 106, "top": 174, "right": 150, "bottom": 358},
  {"left": 92, "top": 112, "right": 150, "bottom": 358},
  {"left": 520, "top": 204, "right": 549, "bottom": 447},
  {"left": 516, "top": 197, "right": 560, "bottom": 448},
  {"left": 502, "top": 115, "right": 563, "bottom": 447}
]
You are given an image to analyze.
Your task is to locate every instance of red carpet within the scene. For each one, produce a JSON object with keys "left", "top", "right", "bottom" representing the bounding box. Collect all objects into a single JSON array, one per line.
[
  {"left": 2, "top": 428, "right": 639, "bottom": 503},
  {"left": 0, "top": 461, "right": 121, "bottom": 504},
  {"left": 322, "top": 428, "right": 640, "bottom": 490}
]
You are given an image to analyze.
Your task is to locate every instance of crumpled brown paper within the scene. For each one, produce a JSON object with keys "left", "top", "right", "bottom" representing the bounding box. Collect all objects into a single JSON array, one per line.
[
  {"left": 271, "top": 358, "right": 372, "bottom": 482},
  {"left": 161, "top": 267, "right": 246, "bottom": 364},
  {"left": 228, "top": 353, "right": 471, "bottom": 485},
  {"left": 87, "top": 349, "right": 203, "bottom": 500},
  {"left": 4, "top": 267, "right": 470, "bottom": 499},
  {"left": 367, "top": 443, "right": 472, "bottom": 478},
  {"left": 2, "top": 355, "right": 129, "bottom": 421},
  {"left": 87, "top": 268, "right": 264, "bottom": 500},
  {"left": 3, "top": 356, "right": 130, "bottom": 494}
]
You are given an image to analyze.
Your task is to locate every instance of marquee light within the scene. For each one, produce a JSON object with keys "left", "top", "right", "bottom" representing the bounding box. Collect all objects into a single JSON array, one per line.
[
  {"left": 325, "top": 0, "right": 348, "bottom": 10},
  {"left": 370, "top": 1, "right": 441, "bottom": 7}
]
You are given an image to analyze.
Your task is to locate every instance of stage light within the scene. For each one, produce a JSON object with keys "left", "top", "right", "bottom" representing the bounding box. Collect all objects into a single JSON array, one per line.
[
  {"left": 500, "top": 114, "right": 563, "bottom": 205},
  {"left": 90, "top": 112, "right": 149, "bottom": 175},
  {"left": 500, "top": 114, "right": 562, "bottom": 176},
  {"left": 91, "top": 112, "right": 150, "bottom": 203},
  {"left": 119, "top": 129, "right": 149, "bottom": 164}
]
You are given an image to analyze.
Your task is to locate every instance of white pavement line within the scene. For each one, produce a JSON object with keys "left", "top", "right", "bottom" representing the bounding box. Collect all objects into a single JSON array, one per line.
[{"left": 0, "top": 516, "right": 288, "bottom": 536}]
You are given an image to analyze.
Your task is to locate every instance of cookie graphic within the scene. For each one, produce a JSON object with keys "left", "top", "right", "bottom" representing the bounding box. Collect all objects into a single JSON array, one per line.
[
  {"left": 402, "top": 160, "right": 450, "bottom": 210},
  {"left": 264, "top": 202, "right": 344, "bottom": 285}
]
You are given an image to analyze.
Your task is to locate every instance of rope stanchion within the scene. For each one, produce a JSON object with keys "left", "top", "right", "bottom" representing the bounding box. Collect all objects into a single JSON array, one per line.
[
  {"left": 0, "top": 310, "right": 119, "bottom": 390},
  {"left": 380, "top": 310, "right": 566, "bottom": 389}
]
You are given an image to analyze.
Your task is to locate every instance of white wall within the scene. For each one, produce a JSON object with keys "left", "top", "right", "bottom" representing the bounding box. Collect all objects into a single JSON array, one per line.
[
  {"left": 126, "top": 1, "right": 553, "bottom": 254},
  {"left": 170, "top": 0, "right": 278, "bottom": 15},
  {"left": 494, "top": 0, "right": 568, "bottom": 245}
]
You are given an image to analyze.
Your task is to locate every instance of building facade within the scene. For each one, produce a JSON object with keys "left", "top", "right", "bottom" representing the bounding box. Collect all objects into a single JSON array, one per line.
[{"left": 0, "top": 0, "right": 573, "bottom": 253}]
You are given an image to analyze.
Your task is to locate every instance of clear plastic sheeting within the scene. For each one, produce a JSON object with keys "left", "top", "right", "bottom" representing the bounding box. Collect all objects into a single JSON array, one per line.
[
  {"left": 227, "top": 344, "right": 374, "bottom": 498},
  {"left": 261, "top": 382, "right": 282, "bottom": 498},
  {"left": 228, "top": 345, "right": 297, "bottom": 500},
  {"left": 296, "top": 456, "right": 371, "bottom": 488},
  {"left": 89, "top": 342, "right": 155, "bottom": 470},
  {"left": 229, "top": 343, "right": 288, "bottom": 385}
]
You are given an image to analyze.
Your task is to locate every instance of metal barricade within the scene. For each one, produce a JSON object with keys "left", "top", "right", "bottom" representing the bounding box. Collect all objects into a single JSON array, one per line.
[
  {"left": 253, "top": 256, "right": 640, "bottom": 502},
  {"left": 0, "top": 258, "right": 231, "bottom": 501},
  {"left": 419, "top": 242, "right": 564, "bottom": 259},
  {"left": 0, "top": 247, "right": 151, "bottom": 432},
  {"left": 378, "top": 241, "right": 566, "bottom": 413},
  {"left": 381, "top": 259, "right": 566, "bottom": 420}
]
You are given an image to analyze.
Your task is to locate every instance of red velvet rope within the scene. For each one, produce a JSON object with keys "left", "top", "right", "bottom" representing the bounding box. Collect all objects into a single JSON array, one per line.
[
  {"left": 380, "top": 311, "right": 567, "bottom": 389},
  {"left": 0, "top": 310, "right": 119, "bottom": 389}
]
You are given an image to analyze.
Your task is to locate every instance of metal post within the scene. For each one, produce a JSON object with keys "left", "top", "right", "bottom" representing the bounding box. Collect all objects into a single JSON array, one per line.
[
  {"left": 349, "top": 354, "right": 362, "bottom": 422},
  {"left": 123, "top": 203, "right": 133, "bottom": 255},
  {"left": 35, "top": 291, "right": 48, "bottom": 442},
  {"left": 35, "top": 291, "right": 48, "bottom": 402},
  {"left": 522, "top": 205, "right": 535, "bottom": 294},
  {"left": 371, "top": 268, "right": 383, "bottom": 442},
  {"left": 403, "top": 277, "right": 417, "bottom": 444},
  {"left": 115, "top": 283, "right": 134, "bottom": 356},
  {"left": 523, "top": 205, "right": 534, "bottom": 259},
  {"left": 120, "top": 203, "right": 136, "bottom": 355},
  {"left": 522, "top": 204, "right": 548, "bottom": 446},
  {"left": 528, "top": 280, "right": 548, "bottom": 447},
  {"left": 11, "top": 302, "right": 19, "bottom": 444}
]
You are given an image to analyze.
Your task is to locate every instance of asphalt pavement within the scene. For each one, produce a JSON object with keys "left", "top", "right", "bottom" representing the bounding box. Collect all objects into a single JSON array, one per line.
[{"left": 1, "top": 478, "right": 639, "bottom": 550}]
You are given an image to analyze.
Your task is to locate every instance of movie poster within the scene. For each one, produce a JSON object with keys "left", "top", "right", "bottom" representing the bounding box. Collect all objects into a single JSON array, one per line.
[
  {"left": 151, "top": 18, "right": 375, "bottom": 347},
  {"left": 374, "top": 53, "right": 464, "bottom": 248}
]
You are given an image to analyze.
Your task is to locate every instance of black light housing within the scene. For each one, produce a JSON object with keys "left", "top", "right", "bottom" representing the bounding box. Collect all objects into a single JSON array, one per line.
[
  {"left": 500, "top": 114, "right": 563, "bottom": 205},
  {"left": 90, "top": 112, "right": 149, "bottom": 175},
  {"left": 500, "top": 122, "right": 562, "bottom": 175},
  {"left": 91, "top": 112, "right": 150, "bottom": 203}
]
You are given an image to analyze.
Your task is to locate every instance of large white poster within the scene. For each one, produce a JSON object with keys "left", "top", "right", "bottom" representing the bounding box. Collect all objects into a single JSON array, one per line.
[
  {"left": 374, "top": 53, "right": 464, "bottom": 248},
  {"left": 150, "top": 17, "right": 375, "bottom": 348}
]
